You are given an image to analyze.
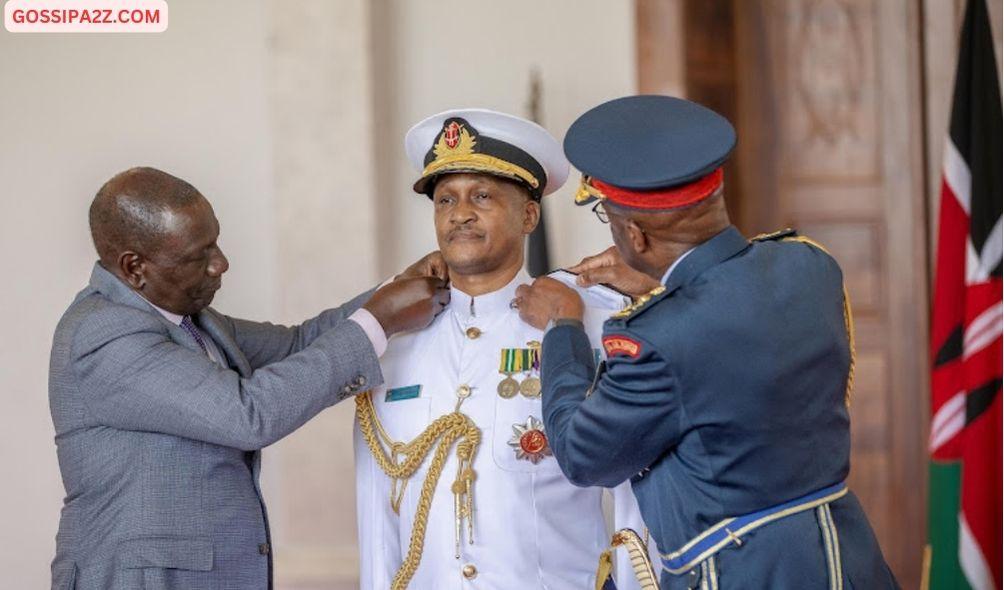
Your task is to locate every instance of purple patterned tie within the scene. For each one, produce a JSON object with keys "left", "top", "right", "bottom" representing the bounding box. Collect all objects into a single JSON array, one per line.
[{"left": 180, "top": 316, "right": 210, "bottom": 356}]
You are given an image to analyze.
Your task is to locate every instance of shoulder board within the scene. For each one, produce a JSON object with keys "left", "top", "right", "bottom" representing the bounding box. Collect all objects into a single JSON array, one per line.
[
  {"left": 780, "top": 234, "right": 833, "bottom": 255},
  {"left": 753, "top": 229, "right": 834, "bottom": 256},
  {"left": 546, "top": 269, "right": 632, "bottom": 311},
  {"left": 610, "top": 285, "right": 668, "bottom": 321},
  {"left": 751, "top": 228, "right": 797, "bottom": 242}
]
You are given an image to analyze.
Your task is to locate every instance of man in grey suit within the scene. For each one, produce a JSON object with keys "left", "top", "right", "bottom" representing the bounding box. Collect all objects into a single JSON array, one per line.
[{"left": 49, "top": 167, "right": 450, "bottom": 590}]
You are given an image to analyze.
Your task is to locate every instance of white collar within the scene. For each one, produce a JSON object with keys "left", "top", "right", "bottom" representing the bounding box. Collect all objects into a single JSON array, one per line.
[
  {"left": 660, "top": 248, "right": 696, "bottom": 285},
  {"left": 448, "top": 268, "right": 530, "bottom": 322},
  {"left": 141, "top": 296, "right": 185, "bottom": 326}
]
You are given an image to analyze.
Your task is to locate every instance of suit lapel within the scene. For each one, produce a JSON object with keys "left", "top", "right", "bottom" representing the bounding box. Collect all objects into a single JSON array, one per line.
[
  {"left": 197, "top": 309, "right": 253, "bottom": 377},
  {"left": 663, "top": 226, "right": 750, "bottom": 293},
  {"left": 88, "top": 262, "right": 205, "bottom": 356}
]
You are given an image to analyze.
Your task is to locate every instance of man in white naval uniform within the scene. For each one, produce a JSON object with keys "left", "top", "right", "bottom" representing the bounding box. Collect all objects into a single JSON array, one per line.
[{"left": 353, "top": 109, "right": 654, "bottom": 590}]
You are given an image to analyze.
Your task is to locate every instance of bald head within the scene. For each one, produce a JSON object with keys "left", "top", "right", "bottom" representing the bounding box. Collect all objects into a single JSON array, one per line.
[
  {"left": 88, "top": 167, "right": 228, "bottom": 315},
  {"left": 89, "top": 167, "right": 203, "bottom": 267}
]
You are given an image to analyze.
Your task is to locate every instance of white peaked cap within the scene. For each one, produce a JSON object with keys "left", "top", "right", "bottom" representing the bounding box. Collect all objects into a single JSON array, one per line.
[{"left": 404, "top": 108, "right": 570, "bottom": 198}]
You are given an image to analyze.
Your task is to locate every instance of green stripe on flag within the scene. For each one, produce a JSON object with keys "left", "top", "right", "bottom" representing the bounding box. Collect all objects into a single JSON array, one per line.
[{"left": 928, "top": 461, "right": 971, "bottom": 589}]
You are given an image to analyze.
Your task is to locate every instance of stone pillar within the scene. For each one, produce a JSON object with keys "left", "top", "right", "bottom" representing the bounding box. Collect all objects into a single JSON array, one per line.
[{"left": 265, "top": 1, "right": 379, "bottom": 587}]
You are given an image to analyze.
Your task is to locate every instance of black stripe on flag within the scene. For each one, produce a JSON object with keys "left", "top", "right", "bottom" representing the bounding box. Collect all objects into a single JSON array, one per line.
[
  {"left": 966, "top": 378, "right": 1003, "bottom": 424},
  {"left": 948, "top": 0, "right": 1003, "bottom": 261},
  {"left": 934, "top": 324, "right": 964, "bottom": 367}
]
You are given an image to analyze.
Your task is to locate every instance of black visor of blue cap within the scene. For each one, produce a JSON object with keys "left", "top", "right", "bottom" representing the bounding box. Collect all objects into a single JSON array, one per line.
[{"left": 563, "top": 95, "right": 737, "bottom": 191}]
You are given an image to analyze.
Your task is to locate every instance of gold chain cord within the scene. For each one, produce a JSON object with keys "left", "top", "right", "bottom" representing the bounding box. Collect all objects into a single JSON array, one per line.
[
  {"left": 355, "top": 392, "right": 481, "bottom": 590},
  {"left": 780, "top": 236, "right": 856, "bottom": 406}
]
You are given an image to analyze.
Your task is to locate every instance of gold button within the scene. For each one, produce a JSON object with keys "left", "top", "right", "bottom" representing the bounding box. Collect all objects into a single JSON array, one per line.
[
  {"left": 462, "top": 563, "right": 478, "bottom": 579},
  {"left": 456, "top": 384, "right": 472, "bottom": 399},
  {"left": 466, "top": 327, "right": 482, "bottom": 339}
]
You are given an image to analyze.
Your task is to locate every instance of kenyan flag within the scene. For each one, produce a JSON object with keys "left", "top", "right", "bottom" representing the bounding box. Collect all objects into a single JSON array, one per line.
[{"left": 926, "top": 1, "right": 1002, "bottom": 589}]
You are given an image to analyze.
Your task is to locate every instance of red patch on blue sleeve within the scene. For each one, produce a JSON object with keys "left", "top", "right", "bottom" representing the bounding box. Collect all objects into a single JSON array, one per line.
[{"left": 603, "top": 335, "right": 642, "bottom": 358}]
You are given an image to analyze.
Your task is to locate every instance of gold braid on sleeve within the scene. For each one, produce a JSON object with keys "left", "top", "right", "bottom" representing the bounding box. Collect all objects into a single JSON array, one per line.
[
  {"left": 355, "top": 392, "right": 481, "bottom": 590},
  {"left": 780, "top": 235, "right": 856, "bottom": 407},
  {"left": 594, "top": 528, "right": 660, "bottom": 590}
]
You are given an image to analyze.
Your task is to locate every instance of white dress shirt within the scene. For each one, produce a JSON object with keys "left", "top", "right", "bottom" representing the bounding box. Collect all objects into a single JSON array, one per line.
[
  {"left": 660, "top": 248, "right": 695, "bottom": 285},
  {"left": 354, "top": 269, "right": 651, "bottom": 590}
]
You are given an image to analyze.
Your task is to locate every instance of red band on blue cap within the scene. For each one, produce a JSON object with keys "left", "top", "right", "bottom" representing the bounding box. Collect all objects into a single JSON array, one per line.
[{"left": 593, "top": 167, "right": 723, "bottom": 210}]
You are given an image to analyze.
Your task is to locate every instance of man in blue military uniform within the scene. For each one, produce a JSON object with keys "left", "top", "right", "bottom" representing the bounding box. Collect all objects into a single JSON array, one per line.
[{"left": 513, "top": 95, "right": 898, "bottom": 590}]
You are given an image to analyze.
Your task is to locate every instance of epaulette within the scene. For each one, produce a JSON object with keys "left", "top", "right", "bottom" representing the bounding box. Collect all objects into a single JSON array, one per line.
[
  {"left": 610, "top": 286, "right": 668, "bottom": 320},
  {"left": 751, "top": 228, "right": 797, "bottom": 242},
  {"left": 781, "top": 234, "right": 833, "bottom": 255},
  {"left": 753, "top": 228, "right": 833, "bottom": 255}
]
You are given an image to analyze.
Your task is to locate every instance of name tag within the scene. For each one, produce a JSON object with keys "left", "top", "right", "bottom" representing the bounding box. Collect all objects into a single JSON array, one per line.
[{"left": 385, "top": 385, "right": 422, "bottom": 402}]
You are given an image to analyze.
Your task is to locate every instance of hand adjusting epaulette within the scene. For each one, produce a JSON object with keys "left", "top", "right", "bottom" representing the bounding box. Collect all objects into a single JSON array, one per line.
[
  {"left": 751, "top": 227, "right": 797, "bottom": 242},
  {"left": 611, "top": 286, "right": 668, "bottom": 320}
]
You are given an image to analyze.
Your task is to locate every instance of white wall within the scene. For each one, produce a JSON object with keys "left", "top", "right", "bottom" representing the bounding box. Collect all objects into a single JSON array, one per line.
[{"left": 0, "top": 2, "right": 277, "bottom": 587}]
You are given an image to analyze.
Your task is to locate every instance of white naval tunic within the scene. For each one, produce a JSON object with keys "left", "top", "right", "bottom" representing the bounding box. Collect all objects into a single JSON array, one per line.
[{"left": 354, "top": 270, "right": 653, "bottom": 590}]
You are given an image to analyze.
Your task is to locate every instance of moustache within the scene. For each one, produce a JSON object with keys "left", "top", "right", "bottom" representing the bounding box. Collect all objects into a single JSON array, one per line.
[{"left": 447, "top": 227, "right": 486, "bottom": 241}]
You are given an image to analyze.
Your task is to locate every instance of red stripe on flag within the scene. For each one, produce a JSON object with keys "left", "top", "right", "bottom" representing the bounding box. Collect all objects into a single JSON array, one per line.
[
  {"left": 931, "top": 175, "right": 972, "bottom": 435},
  {"left": 960, "top": 392, "right": 1002, "bottom": 588}
]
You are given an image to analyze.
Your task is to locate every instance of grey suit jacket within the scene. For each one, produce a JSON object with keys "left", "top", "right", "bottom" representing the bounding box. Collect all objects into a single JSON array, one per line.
[{"left": 49, "top": 263, "right": 383, "bottom": 590}]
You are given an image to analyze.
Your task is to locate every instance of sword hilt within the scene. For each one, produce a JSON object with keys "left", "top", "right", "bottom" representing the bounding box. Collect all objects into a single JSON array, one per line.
[{"left": 610, "top": 528, "right": 660, "bottom": 590}]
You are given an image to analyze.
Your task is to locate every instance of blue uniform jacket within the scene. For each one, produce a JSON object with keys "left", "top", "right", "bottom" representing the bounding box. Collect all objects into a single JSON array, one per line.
[{"left": 541, "top": 226, "right": 898, "bottom": 589}]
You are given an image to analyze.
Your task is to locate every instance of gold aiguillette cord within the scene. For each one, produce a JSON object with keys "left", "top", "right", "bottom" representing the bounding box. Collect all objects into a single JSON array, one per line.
[{"left": 355, "top": 392, "right": 481, "bottom": 590}]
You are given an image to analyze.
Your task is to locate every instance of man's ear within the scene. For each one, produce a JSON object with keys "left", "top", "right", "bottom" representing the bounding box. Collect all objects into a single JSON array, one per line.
[
  {"left": 625, "top": 219, "right": 650, "bottom": 255},
  {"left": 522, "top": 198, "right": 541, "bottom": 235},
  {"left": 118, "top": 251, "right": 147, "bottom": 290}
]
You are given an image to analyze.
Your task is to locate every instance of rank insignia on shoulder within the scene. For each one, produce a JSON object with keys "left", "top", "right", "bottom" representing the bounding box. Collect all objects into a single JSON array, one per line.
[
  {"left": 611, "top": 285, "right": 667, "bottom": 319},
  {"left": 385, "top": 385, "right": 422, "bottom": 402},
  {"left": 603, "top": 335, "right": 642, "bottom": 358},
  {"left": 751, "top": 227, "right": 797, "bottom": 242}
]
